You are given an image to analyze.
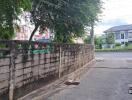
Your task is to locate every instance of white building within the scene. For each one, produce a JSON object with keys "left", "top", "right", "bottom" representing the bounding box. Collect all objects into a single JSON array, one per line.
[{"left": 104, "top": 24, "right": 132, "bottom": 44}]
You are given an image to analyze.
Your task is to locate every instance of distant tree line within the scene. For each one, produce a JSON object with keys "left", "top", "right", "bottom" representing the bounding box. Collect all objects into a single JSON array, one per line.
[{"left": 86, "top": 32, "right": 115, "bottom": 49}]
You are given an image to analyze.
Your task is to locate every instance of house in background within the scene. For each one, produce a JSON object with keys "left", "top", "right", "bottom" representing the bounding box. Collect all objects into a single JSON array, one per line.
[{"left": 104, "top": 24, "right": 132, "bottom": 44}]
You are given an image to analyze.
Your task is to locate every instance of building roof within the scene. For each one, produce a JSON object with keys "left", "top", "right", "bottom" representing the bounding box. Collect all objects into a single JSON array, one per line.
[{"left": 104, "top": 24, "right": 132, "bottom": 33}]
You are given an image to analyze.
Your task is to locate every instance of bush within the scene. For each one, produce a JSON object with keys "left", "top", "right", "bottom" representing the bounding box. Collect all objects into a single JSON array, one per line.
[
  {"left": 115, "top": 43, "right": 121, "bottom": 47},
  {"left": 125, "top": 42, "right": 129, "bottom": 46}
]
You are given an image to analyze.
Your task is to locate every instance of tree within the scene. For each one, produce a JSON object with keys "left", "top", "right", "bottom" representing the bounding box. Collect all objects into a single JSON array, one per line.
[
  {"left": 0, "top": 0, "right": 31, "bottom": 39},
  {"left": 30, "top": 0, "right": 102, "bottom": 43},
  {"left": 84, "top": 35, "right": 91, "bottom": 44},
  {"left": 94, "top": 36, "right": 103, "bottom": 49},
  {"left": 106, "top": 32, "right": 115, "bottom": 44}
]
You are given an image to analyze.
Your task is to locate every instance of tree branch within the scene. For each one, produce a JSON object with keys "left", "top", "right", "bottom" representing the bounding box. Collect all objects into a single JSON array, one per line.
[{"left": 29, "top": 25, "right": 39, "bottom": 41}]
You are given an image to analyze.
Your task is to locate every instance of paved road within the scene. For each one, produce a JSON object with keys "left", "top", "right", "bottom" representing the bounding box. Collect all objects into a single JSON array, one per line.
[
  {"left": 43, "top": 52, "right": 132, "bottom": 100},
  {"left": 96, "top": 52, "right": 132, "bottom": 59}
]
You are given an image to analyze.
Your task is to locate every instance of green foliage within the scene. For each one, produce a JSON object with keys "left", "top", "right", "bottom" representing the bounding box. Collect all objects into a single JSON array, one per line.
[
  {"left": 115, "top": 43, "right": 121, "bottom": 47},
  {"left": 0, "top": 44, "right": 5, "bottom": 48},
  {"left": 96, "top": 46, "right": 132, "bottom": 52},
  {"left": 105, "top": 32, "right": 115, "bottom": 44},
  {"left": 31, "top": 0, "right": 102, "bottom": 43},
  {"left": 94, "top": 36, "right": 102, "bottom": 49},
  {"left": 84, "top": 35, "right": 91, "bottom": 44},
  {"left": 127, "top": 44, "right": 132, "bottom": 49},
  {"left": 0, "top": 0, "right": 31, "bottom": 39},
  {"left": 125, "top": 42, "right": 128, "bottom": 46},
  {"left": 96, "top": 43, "right": 132, "bottom": 52},
  {"left": 84, "top": 35, "right": 103, "bottom": 48}
]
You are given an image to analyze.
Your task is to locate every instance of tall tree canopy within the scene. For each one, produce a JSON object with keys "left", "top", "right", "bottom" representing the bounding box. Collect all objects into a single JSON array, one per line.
[
  {"left": 0, "top": 0, "right": 31, "bottom": 39},
  {"left": 30, "top": 0, "right": 102, "bottom": 43}
]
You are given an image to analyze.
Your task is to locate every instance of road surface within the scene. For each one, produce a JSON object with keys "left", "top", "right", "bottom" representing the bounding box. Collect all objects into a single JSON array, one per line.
[{"left": 43, "top": 52, "right": 132, "bottom": 100}]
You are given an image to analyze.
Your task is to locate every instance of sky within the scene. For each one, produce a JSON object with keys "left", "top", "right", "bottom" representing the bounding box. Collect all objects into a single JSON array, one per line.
[{"left": 95, "top": 0, "right": 132, "bottom": 36}]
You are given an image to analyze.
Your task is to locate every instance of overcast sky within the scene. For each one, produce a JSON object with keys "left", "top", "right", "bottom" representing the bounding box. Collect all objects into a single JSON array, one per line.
[{"left": 95, "top": 0, "right": 132, "bottom": 35}]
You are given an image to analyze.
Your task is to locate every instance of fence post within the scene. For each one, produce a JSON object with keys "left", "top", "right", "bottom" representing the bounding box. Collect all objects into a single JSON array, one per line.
[
  {"left": 9, "top": 42, "right": 16, "bottom": 100},
  {"left": 59, "top": 45, "right": 62, "bottom": 78}
]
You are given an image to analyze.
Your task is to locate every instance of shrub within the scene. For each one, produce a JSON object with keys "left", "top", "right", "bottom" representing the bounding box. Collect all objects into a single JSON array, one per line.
[
  {"left": 125, "top": 42, "right": 128, "bottom": 46},
  {"left": 115, "top": 43, "right": 121, "bottom": 47}
]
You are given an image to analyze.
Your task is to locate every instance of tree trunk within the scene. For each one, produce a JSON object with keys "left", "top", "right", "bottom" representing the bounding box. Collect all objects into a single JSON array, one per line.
[
  {"left": 90, "top": 23, "right": 94, "bottom": 45},
  {"left": 29, "top": 25, "right": 39, "bottom": 41},
  {"left": 90, "top": 23, "right": 95, "bottom": 59}
]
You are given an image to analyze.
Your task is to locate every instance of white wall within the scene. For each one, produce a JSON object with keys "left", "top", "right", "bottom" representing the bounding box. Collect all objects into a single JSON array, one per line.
[{"left": 115, "top": 31, "right": 128, "bottom": 43}]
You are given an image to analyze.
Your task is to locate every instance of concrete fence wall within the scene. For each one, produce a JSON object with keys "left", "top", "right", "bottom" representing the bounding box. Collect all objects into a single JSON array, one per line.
[{"left": 0, "top": 40, "right": 94, "bottom": 100}]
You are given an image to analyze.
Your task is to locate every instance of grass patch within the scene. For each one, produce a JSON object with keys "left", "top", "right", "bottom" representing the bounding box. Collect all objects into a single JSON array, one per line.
[{"left": 96, "top": 44, "right": 132, "bottom": 52}]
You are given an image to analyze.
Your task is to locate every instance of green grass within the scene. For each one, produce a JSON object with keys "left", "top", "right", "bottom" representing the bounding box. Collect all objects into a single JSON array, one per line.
[{"left": 95, "top": 44, "right": 132, "bottom": 52}]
